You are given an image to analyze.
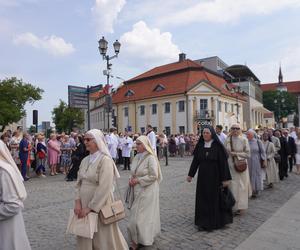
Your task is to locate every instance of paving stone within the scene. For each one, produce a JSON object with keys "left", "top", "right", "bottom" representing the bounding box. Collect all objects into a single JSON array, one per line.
[{"left": 23, "top": 157, "right": 300, "bottom": 250}]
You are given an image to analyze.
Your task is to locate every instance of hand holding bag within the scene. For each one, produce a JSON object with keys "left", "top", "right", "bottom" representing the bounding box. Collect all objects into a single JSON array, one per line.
[
  {"left": 230, "top": 136, "right": 247, "bottom": 172},
  {"left": 66, "top": 210, "right": 98, "bottom": 239}
]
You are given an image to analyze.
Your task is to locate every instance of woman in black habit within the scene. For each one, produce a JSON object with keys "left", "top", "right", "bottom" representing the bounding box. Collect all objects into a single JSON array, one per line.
[{"left": 187, "top": 126, "right": 233, "bottom": 231}]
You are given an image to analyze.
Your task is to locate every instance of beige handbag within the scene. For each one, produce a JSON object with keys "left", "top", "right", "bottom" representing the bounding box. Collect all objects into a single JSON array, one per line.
[
  {"left": 99, "top": 199, "right": 125, "bottom": 225},
  {"left": 66, "top": 209, "right": 98, "bottom": 239}
]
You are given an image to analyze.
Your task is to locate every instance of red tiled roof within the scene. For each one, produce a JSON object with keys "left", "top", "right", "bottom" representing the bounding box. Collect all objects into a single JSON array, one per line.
[
  {"left": 261, "top": 81, "right": 300, "bottom": 93},
  {"left": 112, "top": 59, "right": 246, "bottom": 104},
  {"left": 90, "top": 91, "right": 105, "bottom": 99}
]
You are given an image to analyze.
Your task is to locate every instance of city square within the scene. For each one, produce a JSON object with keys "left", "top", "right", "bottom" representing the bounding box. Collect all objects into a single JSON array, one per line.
[
  {"left": 1, "top": 1, "right": 300, "bottom": 250},
  {"left": 23, "top": 156, "right": 300, "bottom": 250}
]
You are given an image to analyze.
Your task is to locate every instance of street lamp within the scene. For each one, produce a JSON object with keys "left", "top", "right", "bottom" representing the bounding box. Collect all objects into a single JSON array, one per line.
[
  {"left": 274, "top": 96, "right": 285, "bottom": 128},
  {"left": 98, "top": 36, "right": 121, "bottom": 131}
]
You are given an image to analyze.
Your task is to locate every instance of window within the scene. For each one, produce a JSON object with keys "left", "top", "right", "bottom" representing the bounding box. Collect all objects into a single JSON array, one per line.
[
  {"left": 179, "top": 126, "right": 185, "bottom": 134},
  {"left": 152, "top": 104, "right": 157, "bottom": 114},
  {"left": 218, "top": 101, "right": 222, "bottom": 112},
  {"left": 178, "top": 100, "right": 185, "bottom": 112},
  {"left": 140, "top": 127, "right": 145, "bottom": 134},
  {"left": 124, "top": 107, "right": 128, "bottom": 117},
  {"left": 153, "top": 84, "right": 165, "bottom": 92},
  {"left": 125, "top": 90, "right": 135, "bottom": 97},
  {"left": 200, "top": 99, "right": 208, "bottom": 110},
  {"left": 165, "top": 126, "right": 171, "bottom": 136},
  {"left": 225, "top": 102, "right": 228, "bottom": 112},
  {"left": 165, "top": 102, "right": 170, "bottom": 113},
  {"left": 153, "top": 127, "right": 157, "bottom": 132},
  {"left": 140, "top": 105, "right": 145, "bottom": 116}
]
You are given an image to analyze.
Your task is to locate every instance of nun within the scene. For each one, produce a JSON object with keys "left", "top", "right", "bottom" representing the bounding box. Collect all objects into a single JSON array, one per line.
[
  {"left": 74, "top": 129, "right": 128, "bottom": 250},
  {"left": 0, "top": 140, "right": 31, "bottom": 250},
  {"left": 127, "top": 135, "right": 162, "bottom": 250},
  {"left": 187, "top": 126, "right": 232, "bottom": 231}
]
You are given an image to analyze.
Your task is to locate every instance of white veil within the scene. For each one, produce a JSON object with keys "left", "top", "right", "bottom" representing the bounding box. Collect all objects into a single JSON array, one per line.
[
  {"left": 85, "top": 129, "right": 120, "bottom": 178},
  {"left": 0, "top": 140, "right": 27, "bottom": 201}
]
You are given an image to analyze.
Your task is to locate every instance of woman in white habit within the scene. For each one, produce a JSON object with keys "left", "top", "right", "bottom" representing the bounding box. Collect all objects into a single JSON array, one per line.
[
  {"left": 74, "top": 129, "right": 128, "bottom": 250},
  {"left": 0, "top": 140, "right": 31, "bottom": 250},
  {"left": 127, "top": 135, "right": 162, "bottom": 250}
]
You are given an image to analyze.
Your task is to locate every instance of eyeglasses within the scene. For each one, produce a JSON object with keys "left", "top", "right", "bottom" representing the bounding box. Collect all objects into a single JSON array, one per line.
[
  {"left": 231, "top": 127, "right": 240, "bottom": 130},
  {"left": 84, "top": 138, "right": 94, "bottom": 142}
]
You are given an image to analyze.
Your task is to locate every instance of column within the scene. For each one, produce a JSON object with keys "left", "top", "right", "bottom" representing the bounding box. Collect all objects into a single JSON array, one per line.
[{"left": 188, "top": 97, "right": 193, "bottom": 133}]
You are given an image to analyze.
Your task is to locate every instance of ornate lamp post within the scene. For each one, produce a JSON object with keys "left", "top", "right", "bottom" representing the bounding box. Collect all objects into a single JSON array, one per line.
[{"left": 98, "top": 36, "right": 121, "bottom": 131}]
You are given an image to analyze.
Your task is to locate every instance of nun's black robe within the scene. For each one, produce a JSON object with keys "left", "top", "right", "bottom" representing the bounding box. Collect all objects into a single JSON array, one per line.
[{"left": 188, "top": 140, "right": 232, "bottom": 230}]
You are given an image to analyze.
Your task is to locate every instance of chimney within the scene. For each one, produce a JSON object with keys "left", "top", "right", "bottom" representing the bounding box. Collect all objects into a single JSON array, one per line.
[{"left": 179, "top": 53, "right": 186, "bottom": 62}]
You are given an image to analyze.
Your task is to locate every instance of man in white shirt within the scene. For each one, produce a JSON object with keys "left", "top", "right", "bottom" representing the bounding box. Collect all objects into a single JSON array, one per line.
[
  {"left": 105, "top": 128, "right": 119, "bottom": 162},
  {"left": 146, "top": 125, "right": 157, "bottom": 155},
  {"left": 216, "top": 125, "right": 227, "bottom": 144},
  {"left": 122, "top": 131, "right": 133, "bottom": 170}
]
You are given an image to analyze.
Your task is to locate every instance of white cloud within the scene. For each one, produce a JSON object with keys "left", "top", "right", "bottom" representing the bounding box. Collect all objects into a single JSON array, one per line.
[
  {"left": 120, "top": 21, "right": 180, "bottom": 66},
  {"left": 251, "top": 43, "right": 300, "bottom": 83},
  {"left": 159, "top": 0, "right": 300, "bottom": 26},
  {"left": 91, "top": 0, "right": 126, "bottom": 34},
  {"left": 13, "top": 32, "right": 75, "bottom": 56}
]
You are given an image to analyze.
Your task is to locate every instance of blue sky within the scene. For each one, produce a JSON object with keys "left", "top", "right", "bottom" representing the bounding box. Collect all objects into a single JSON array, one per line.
[{"left": 0, "top": 0, "right": 300, "bottom": 127}]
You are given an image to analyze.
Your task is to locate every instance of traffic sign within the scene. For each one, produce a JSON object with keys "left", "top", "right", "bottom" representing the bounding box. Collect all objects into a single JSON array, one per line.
[{"left": 68, "top": 85, "right": 88, "bottom": 109}]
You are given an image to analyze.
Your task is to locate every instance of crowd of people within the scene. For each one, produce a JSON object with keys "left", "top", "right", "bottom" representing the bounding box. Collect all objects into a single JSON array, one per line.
[{"left": 1, "top": 123, "right": 300, "bottom": 250}]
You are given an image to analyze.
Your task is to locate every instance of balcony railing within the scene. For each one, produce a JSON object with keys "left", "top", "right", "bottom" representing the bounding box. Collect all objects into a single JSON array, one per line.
[{"left": 194, "top": 110, "right": 215, "bottom": 121}]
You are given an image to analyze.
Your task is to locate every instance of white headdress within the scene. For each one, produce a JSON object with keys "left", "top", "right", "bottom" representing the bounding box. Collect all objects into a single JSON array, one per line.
[
  {"left": 0, "top": 140, "right": 27, "bottom": 201},
  {"left": 86, "top": 129, "right": 120, "bottom": 178},
  {"left": 136, "top": 135, "right": 163, "bottom": 183}
]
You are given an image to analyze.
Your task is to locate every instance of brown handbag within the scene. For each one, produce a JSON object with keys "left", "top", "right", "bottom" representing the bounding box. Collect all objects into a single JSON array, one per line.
[
  {"left": 99, "top": 199, "right": 125, "bottom": 225},
  {"left": 230, "top": 136, "right": 247, "bottom": 173},
  {"left": 95, "top": 157, "right": 126, "bottom": 225}
]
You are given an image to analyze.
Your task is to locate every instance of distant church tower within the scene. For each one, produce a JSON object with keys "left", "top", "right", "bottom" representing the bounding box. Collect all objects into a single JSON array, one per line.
[{"left": 276, "top": 65, "right": 287, "bottom": 92}]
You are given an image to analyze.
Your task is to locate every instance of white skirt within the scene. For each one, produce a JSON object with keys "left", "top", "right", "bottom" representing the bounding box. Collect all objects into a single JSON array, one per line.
[{"left": 296, "top": 153, "right": 300, "bottom": 165}]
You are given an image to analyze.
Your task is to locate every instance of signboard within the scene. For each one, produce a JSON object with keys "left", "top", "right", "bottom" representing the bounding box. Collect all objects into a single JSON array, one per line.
[
  {"left": 89, "top": 84, "right": 103, "bottom": 93},
  {"left": 68, "top": 85, "right": 88, "bottom": 109}
]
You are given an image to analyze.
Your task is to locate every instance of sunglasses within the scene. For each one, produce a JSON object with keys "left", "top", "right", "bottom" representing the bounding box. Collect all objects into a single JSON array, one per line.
[{"left": 231, "top": 127, "right": 240, "bottom": 130}]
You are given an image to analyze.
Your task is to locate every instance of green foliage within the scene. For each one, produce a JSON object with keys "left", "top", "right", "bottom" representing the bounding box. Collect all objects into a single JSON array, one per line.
[
  {"left": 52, "top": 100, "right": 84, "bottom": 133},
  {"left": 0, "top": 77, "right": 43, "bottom": 131},
  {"left": 263, "top": 91, "right": 298, "bottom": 121},
  {"left": 29, "top": 125, "right": 37, "bottom": 133}
]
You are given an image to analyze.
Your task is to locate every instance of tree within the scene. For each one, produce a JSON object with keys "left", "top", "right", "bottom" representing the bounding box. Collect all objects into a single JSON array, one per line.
[
  {"left": 52, "top": 100, "right": 84, "bottom": 133},
  {"left": 0, "top": 77, "right": 43, "bottom": 131},
  {"left": 263, "top": 90, "right": 298, "bottom": 122}
]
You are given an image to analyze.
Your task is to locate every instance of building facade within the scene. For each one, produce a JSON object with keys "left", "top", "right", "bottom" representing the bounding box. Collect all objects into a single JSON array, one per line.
[{"left": 112, "top": 54, "right": 246, "bottom": 134}]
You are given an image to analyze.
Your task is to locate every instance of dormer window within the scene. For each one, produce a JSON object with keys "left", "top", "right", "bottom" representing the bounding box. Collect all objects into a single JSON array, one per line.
[
  {"left": 153, "top": 84, "right": 165, "bottom": 92},
  {"left": 125, "top": 89, "right": 135, "bottom": 97}
]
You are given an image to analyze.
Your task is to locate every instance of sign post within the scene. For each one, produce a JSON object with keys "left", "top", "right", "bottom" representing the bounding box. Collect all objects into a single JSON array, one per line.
[{"left": 68, "top": 84, "right": 103, "bottom": 131}]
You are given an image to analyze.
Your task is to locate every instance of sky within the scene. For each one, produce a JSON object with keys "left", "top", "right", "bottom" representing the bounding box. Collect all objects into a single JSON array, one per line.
[{"left": 1, "top": 0, "right": 300, "bottom": 127}]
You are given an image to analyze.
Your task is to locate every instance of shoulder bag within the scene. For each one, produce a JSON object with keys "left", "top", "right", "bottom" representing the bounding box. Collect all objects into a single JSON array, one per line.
[
  {"left": 99, "top": 157, "right": 126, "bottom": 225},
  {"left": 230, "top": 136, "right": 247, "bottom": 173}
]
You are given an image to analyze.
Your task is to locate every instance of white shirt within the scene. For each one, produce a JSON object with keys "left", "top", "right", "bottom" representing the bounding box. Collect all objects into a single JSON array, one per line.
[
  {"left": 217, "top": 132, "right": 227, "bottom": 144},
  {"left": 105, "top": 133, "right": 119, "bottom": 159},
  {"left": 147, "top": 131, "right": 157, "bottom": 153},
  {"left": 175, "top": 137, "right": 179, "bottom": 146},
  {"left": 121, "top": 136, "right": 133, "bottom": 157},
  {"left": 179, "top": 136, "right": 185, "bottom": 144}
]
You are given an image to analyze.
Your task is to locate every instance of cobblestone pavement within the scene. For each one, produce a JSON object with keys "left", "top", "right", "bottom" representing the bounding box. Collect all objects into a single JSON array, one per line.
[{"left": 23, "top": 157, "right": 300, "bottom": 250}]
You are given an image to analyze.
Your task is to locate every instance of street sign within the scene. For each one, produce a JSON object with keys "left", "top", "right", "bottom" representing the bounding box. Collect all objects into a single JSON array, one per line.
[
  {"left": 68, "top": 85, "right": 88, "bottom": 109},
  {"left": 89, "top": 84, "right": 103, "bottom": 93}
]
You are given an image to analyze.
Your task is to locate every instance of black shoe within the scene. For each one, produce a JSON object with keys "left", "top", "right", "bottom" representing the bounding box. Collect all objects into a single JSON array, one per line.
[
  {"left": 285, "top": 174, "right": 288, "bottom": 177},
  {"left": 24, "top": 177, "right": 30, "bottom": 181},
  {"left": 66, "top": 178, "right": 74, "bottom": 182},
  {"left": 123, "top": 168, "right": 127, "bottom": 171}
]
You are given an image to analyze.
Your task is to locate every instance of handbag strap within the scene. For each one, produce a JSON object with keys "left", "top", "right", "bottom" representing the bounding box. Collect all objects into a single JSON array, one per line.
[{"left": 230, "top": 136, "right": 237, "bottom": 161}]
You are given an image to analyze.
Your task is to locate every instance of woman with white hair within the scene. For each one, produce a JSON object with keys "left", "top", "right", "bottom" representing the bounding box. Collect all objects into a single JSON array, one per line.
[
  {"left": 0, "top": 140, "right": 31, "bottom": 250},
  {"left": 246, "top": 129, "right": 266, "bottom": 197},
  {"left": 127, "top": 135, "right": 162, "bottom": 250},
  {"left": 74, "top": 129, "right": 128, "bottom": 250},
  {"left": 225, "top": 124, "right": 251, "bottom": 215}
]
